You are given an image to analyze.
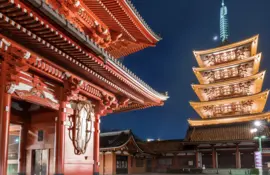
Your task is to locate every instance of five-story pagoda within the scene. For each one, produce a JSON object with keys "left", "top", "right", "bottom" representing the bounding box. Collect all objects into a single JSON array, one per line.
[{"left": 185, "top": 0, "right": 270, "bottom": 170}]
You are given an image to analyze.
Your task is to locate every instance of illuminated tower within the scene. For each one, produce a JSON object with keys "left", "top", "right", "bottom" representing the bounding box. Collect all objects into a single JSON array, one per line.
[{"left": 220, "top": 0, "right": 229, "bottom": 43}]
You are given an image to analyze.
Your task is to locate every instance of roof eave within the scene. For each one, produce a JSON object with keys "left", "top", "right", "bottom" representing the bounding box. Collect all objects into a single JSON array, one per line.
[{"left": 25, "top": 0, "right": 168, "bottom": 103}]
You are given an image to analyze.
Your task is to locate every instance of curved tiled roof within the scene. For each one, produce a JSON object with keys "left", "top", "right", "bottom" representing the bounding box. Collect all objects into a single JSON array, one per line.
[
  {"left": 125, "top": 0, "right": 161, "bottom": 41},
  {"left": 185, "top": 121, "right": 270, "bottom": 142},
  {"left": 14, "top": 0, "right": 169, "bottom": 103}
]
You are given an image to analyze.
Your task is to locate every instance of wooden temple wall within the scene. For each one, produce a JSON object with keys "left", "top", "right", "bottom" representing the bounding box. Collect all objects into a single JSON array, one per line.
[
  {"left": 99, "top": 153, "right": 149, "bottom": 175},
  {"left": 0, "top": 33, "right": 102, "bottom": 175},
  {"left": 99, "top": 153, "right": 116, "bottom": 175},
  {"left": 64, "top": 126, "right": 95, "bottom": 175},
  {"left": 128, "top": 157, "right": 147, "bottom": 174}
]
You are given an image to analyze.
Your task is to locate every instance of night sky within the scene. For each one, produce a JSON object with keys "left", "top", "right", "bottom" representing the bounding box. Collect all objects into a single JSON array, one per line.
[{"left": 101, "top": 0, "right": 270, "bottom": 140}]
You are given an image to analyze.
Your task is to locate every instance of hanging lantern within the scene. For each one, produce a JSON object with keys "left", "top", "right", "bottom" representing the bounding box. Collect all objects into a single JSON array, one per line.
[{"left": 68, "top": 101, "right": 94, "bottom": 155}]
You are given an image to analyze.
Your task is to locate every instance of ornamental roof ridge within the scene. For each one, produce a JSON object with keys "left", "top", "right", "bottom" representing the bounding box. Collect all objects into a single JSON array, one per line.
[
  {"left": 124, "top": 0, "right": 162, "bottom": 41},
  {"left": 189, "top": 89, "right": 269, "bottom": 107},
  {"left": 193, "top": 34, "right": 259, "bottom": 55},
  {"left": 188, "top": 111, "right": 270, "bottom": 126},
  {"left": 193, "top": 53, "right": 261, "bottom": 72},
  {"left": 100, "top": 129, "right": 131, "bottom": 137},
  {"left": 191, "top": 70, "right": 266, "bottom": 89},
  {"left": 26, "top": 0, "right": 168, "bottom": 101}
]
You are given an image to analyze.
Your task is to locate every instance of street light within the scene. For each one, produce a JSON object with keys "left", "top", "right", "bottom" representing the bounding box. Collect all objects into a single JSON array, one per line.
[
  {"left": 254, "top": 121, "right": 262, "bottom": 127},
  {"left": 250, "top": 120, "right": 267, "bottom": 175},
  {"left": 250, "top": 120, "right": 267, "bottom": 152}
]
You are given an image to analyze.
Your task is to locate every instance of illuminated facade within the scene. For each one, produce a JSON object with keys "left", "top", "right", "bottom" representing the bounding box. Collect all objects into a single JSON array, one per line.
[
  {"left": 185, "top": 0, "right": 270, "bottom": 172},
  {"left": 186, "top": 30, "right": 270, "bottom": 171},
  {"left": 189, "top": 35, "right": 269, "bottom": 126},
  {"left": 0, "top": 0, "right": 168, "bottom": 175}
]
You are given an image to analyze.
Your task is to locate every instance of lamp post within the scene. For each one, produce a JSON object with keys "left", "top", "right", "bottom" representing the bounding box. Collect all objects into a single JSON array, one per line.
[
  {"left": 250, "top": 120, "right": 267, "bottom": 152},
  {"left": 250, "top": 120, "right": 267, "bottom": 175}
]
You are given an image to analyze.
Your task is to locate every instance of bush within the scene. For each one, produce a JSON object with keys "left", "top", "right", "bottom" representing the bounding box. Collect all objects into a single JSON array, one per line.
[{"left": 250, "top": 168, "right": 259, "bottom": 175}]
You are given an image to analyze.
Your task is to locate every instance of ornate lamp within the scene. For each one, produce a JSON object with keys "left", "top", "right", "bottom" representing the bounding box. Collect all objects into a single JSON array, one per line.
[{"left": 68, "top": 101, "right": 94, "bottom": 155}]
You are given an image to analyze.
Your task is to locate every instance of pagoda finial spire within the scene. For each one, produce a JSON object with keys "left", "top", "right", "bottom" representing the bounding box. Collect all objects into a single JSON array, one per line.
[{"left": 220, "top": 0, "right": 229, "bottom": 43}]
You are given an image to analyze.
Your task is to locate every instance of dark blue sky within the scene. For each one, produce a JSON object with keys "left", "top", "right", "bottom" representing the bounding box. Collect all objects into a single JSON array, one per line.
[{"left": 101, "top": 0, "right": 270, "bottom": 140}]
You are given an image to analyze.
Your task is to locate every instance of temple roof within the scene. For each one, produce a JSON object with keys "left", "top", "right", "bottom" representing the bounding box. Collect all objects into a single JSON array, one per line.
[
  {"left": 192, "top": 71, "right": 266, "bottom": 101},
  {"left": 100, "top": 130, "right": 154, "bottom": 154},
  {"left": 190, "top": 90, "right": 269, "bottom": 119},
  {"left": 0, "top": 0, "right": 168, "bottom": 112},
  {"left": 82, "top": 0, "right": 161, "bottom": 58},
  {"left": 193, "top": 35, "right": 259, "bottom": 67},
  {"left": 45, "top": 0, "right": 161, "bottom": 58},
  {"left": 188, "top": 112, "right": 270, "bottom": 126},
  {"left": 144, "top": 140, "right": 185, "bottom": 154},
  {"left": 185, "top": 121, "right": 270, "bottom": 142},
  {"left": 193, "top": 53, "right": 261, "bottom": 85}
]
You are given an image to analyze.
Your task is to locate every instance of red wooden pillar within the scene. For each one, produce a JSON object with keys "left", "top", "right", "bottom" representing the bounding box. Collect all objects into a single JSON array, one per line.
[
  {"left": 0, "top": 60, "right": 12, "bottom": 175},
  {"left": 94, "top": 114, "right": 101, "bottom": 175},
  {"left": 235, "top": 144, "right": 241, "bottom": 168},
  {"left": 196, "top": 151, "right": 199, "bottom": 168},
  {"left": 212, "top": 147, "right": 216, "bottom": 168},
  {"left": 103, "top": 152, "right": 105, "bottom": 175},
  {"left": 55, "top": 99, "right": 67, "bottom": 175}
]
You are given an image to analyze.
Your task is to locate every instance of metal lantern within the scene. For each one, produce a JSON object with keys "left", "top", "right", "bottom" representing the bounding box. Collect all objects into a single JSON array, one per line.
[{"left": 68, "top": 101, "right": 94, "bottom": 155}]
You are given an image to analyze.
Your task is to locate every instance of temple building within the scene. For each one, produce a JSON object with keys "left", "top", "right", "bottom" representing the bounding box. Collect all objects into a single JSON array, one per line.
[
  {"left": 99, "top": 130, "right": 154, "bottom": 175},
  {"left": 0, "top": 0, "right": 168, "bottom": 175},
  {"left": 185, "top": 0, "right": 270, "bottom": 172}
]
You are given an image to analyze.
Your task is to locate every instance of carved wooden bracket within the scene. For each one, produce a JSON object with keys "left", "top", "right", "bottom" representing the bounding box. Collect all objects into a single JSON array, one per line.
[{"left": 63, "top": 75, "right": 84, "bottom": 101}]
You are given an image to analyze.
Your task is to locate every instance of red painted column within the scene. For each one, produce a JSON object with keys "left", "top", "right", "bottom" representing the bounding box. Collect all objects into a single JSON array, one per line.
[
  {"left": 235, "top": 144, "right": 240, "bottom": 168},
  {"left": 0, "top": 92, "right": 11, "bottom": 175},
  {"left": 212, "top": 148, "right": 216, "bottom": 168},
  {"left": 94, "top": 114, "right": 101, "bottom": 175},
  {"left": 55, "top": 99, "right": 66, "bottom": 175},
  {"left": 0, "top": 59, "right": 12, "bottom": 175},
  {"left": 196, "top": 151, "right": 199, "bottom": 168}
]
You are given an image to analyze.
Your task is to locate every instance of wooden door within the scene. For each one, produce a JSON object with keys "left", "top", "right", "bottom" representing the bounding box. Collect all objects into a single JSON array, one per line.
[
  {"left": 146, "top": 159, "right": 152, "bottom": 172},
  {"left": 116, "top": 156, "right": 128, "bottom": 174},
  {"left": 32, "top": 149, "right": 48, "bottom": 175}
]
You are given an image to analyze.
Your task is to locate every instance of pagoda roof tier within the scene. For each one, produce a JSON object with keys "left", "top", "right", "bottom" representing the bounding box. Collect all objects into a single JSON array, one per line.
[
  {"left": 193, "top": 35, "right": 259, "bottom": 68},
  {"left": 188, "top": 112, "right": 270, "bottom": 126},
  {"left": 193, "top": 53, "right": 261, "bottom": 84},
  {"left": 0, "top": 1, "right": 168, "bottom": 112},
  {"left": 185, "top": 121, "right": 270, "bottom": 142},
  {"left": 192, "top": 71, "right": 266, "bottom": 101},
  {"left": 45, "top": 0, "right": 161, "bottom": 58},
  {"left": 190, "top": 90, "right": 269, "bottom": 119}
]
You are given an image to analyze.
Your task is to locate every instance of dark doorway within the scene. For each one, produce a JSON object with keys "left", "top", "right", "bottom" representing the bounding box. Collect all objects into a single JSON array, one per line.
[
  {"left": 32, "top": 149, "right": 48, "bottom": 175},
  {"left": 241, "top": 152, "right": 254, "bottom": 168},
  {"left": 201, "top": 152, "right": 213, "bottom": 168},
  {"left": 116, "top": 155, "right": 128, "bottom": 174},
  {"left": 146, "top": 159, "right": 152, "bottom": 172},
  {"left": 218, "top": 151, "right": 236, "bottom": 168}
]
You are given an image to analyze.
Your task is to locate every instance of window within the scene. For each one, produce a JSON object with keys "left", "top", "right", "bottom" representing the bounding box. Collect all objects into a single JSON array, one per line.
[
  {"left": 214, "top": 71, "right": 221, "bottom": 80},
  {"left": 136, "top": 159, "right": 144, "bottom": 167},
  {"left": 215, "top": 88, "right": 220, "bottom": 98},
  {"left": 231, "top": 67, "right": 238, "bottom": 77},
  {"left": 222, "top": 86, "right": 231, "bottom": 95},
  {"left": 158, "top": 158, "right": 172, "bottom": 166},
  {"left": 224, "top": 105, "right": 232, "bottom": 113},
  {"left": 234, "top": 84, "right": 240, "bottom": 93},
  {"left": 235, "top": 104, "right": 242, "bottom": 112}
]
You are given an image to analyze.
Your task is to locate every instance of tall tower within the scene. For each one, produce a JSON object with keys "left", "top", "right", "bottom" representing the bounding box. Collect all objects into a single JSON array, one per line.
[
  {"left": 186, "top": 1, "right": 270, "bottom": 142},
  {"left": 189, "top": 35, "right": 269, "bottom": 126},
  {"left": 220, "top": 0, "right": 229, "bottom": 43},
  {"left": 184, "top": 1, "right": 270, "bottom": 170}
]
